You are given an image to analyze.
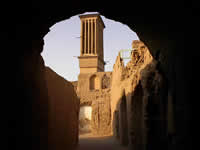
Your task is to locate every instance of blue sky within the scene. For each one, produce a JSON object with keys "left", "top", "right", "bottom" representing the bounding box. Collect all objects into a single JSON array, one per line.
[{"left": 41, "top": 12, "right": 139, "bottom": 81}]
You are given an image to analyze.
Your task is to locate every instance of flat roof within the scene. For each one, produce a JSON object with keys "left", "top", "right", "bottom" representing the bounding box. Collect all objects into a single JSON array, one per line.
[{"left": 79, "top": 14, "right": 105, "bottom": 28}]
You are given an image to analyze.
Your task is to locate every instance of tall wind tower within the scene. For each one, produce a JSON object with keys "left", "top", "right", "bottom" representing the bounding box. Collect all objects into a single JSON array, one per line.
[{"left": 78, "top": 14, "right": 105, "bottom": 74}]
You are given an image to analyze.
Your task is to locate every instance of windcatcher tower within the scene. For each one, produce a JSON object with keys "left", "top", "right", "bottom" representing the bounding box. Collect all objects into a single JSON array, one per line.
[{"left": 78, "top": 14, "right": 105, "bottom": 74}]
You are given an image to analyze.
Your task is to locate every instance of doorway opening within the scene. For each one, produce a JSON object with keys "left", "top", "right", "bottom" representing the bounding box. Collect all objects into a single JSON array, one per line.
[{"left": 79, "top": 105, "right": 92, "bottom": 135}]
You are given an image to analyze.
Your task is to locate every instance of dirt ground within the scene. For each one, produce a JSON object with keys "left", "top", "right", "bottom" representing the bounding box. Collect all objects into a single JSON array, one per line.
[{"left": 76, "top": 134, "right": 128, "bottom": 150}]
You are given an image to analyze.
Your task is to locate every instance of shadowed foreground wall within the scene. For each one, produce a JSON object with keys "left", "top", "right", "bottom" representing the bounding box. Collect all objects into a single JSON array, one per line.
[{"left": 45, "top": 66, "right": 80, "bottom": 150}]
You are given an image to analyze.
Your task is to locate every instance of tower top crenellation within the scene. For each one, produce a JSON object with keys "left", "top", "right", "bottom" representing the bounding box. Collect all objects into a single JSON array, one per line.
[{"left": 79, "top": 14, "right": 105, "bottom": 28}]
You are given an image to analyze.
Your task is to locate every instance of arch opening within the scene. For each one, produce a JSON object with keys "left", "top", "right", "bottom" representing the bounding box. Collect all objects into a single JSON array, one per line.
[
  {"left": 90, "top": 75, "right": 100, "bottom": 90},
  {"left": 36, "top": 10, "right": 172, "bottom": 150}
]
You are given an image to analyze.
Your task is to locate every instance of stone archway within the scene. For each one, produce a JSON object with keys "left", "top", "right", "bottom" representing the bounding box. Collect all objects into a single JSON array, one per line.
[
  {"left": 11, "top": 2, "right": 187, "bottom": 150},
  {"left": 90, "top": 75, "right": 100, "bottom": 90}
]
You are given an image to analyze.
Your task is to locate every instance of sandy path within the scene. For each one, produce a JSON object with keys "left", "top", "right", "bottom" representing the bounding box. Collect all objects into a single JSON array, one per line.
[{"left": 76, "top": 134, "right": 128, "bottom": 150}]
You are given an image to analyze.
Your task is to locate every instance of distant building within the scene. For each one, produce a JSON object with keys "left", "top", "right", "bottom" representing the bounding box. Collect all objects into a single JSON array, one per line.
[{"left": 76, "top": 14, "right": 112, "bottom": 136}]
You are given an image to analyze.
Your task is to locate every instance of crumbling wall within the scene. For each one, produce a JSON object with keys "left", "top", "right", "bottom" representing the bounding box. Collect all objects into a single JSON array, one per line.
[
  {"left": 91, "top": 94, "right": 111, "bottom": 135},
  {"left": 45, "top": 67, "right": 80, "bottom": 150},
  {"left": 76, "top": 72, "right": 112, "bottom": 136},
  {"left": 111, "top": 40, "right": 153, "bottom": 148},
  {"left": 110, "top": 54, "right": 126, "bottom": 125},
  {"left": 111, "top": 40, "right": 170, "bottom": 150}
]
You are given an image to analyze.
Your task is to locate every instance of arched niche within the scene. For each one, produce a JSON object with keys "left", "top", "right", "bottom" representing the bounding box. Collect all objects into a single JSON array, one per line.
[{"left": 90, "top": 75, "right": 100, "bottom": 90}]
